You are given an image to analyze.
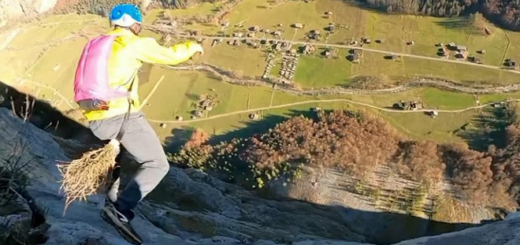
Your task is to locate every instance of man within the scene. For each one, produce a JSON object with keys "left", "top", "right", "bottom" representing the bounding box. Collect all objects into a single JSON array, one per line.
[{"left": 75, "top": 3, "right": 203, "bottom": 244}]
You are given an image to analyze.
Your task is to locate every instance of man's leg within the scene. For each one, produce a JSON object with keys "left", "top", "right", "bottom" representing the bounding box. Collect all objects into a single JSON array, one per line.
[
  {"left": 113, "top": 113, "right": 170, "bottom": 219},
  {"left": 89, "top": 112, "right": 169, "bottom": 244},
  {"left": 106, "top": 152, "right": 123, "bottom": 204}
]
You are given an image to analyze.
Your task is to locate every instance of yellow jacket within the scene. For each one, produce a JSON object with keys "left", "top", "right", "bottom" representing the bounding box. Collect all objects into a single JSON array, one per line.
[{"left": 83, "top": 28, "right": 202, "bottom": 121}]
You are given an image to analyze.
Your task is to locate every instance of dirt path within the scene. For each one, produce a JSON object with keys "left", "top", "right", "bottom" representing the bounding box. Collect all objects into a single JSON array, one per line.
[
  {"left": 147, "top": 98, "right": 520, "bottom": 124},
  {"left": 139, "top": 75, "right": 165, "bottom": 110},
  {"left": 0, "top": 28, "right": 21, "bottom": 52},
  {"left": 12, "top": 73, "right": 519, "bottom": 126}
]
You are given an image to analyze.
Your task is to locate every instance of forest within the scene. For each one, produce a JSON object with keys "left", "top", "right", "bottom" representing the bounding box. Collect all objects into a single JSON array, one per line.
[
  {"left": 170, "top": 105, "right": 520, "bottom": 211},
  {"left": 361, "top": 0, "right": 520, "bottom": 31}
]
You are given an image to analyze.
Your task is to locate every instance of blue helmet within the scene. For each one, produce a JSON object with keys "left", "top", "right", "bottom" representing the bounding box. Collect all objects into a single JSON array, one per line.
[{"left": 109, "top": 4, "right": 143, "bottom": 27}]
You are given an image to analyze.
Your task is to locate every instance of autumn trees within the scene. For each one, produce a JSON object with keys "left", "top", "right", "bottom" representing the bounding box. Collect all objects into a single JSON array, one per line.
[
  {"left": 361, "top": 0, "right": 520, "bottom": 31},
  {"left": 171, "top": 107, "right": 520, "bottom": 209},
  {"left": 362, "top": 0, "right": 476, "bottom": 17}
]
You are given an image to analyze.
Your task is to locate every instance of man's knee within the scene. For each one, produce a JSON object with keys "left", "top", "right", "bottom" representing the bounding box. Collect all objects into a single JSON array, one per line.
[
  {"left": 157, "top": 157, "right": 170, "bottom": 173},
  {"left": 146, "top": 153, "right": 169, "bottom": 173}
]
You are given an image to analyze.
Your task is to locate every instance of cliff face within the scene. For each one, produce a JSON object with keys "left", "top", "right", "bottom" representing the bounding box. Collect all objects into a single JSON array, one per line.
[
  {"left": 1, "top": 104, "right": 520, "bottom": 244},
  {"left": 0, "top": 0, "right": 57, "bottom": 26},
  {"left": 0, "top": 0, "right": 220, "bottom": 27},
  {"left": 0, "top": 107, "right": 367, "bottom": 245}
]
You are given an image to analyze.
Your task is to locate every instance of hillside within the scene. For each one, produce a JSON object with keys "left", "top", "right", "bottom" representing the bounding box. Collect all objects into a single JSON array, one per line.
[{"left": 361, "top": 0, "right": 520, "bottom": 31}]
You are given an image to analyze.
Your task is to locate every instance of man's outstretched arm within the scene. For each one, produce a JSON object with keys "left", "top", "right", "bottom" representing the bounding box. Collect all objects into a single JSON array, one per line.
[{"left": 132, "top": 37, "right": 203, "bottom": 65}]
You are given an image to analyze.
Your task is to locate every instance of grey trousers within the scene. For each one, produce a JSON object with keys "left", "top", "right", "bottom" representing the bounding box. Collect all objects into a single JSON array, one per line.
[{"left": 89, "top": 112, "right": 170, "bottom": 218}]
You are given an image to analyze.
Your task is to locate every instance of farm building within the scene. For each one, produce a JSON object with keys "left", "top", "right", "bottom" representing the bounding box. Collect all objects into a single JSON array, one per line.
[
  {"left": 302, "top": 44, "right": 316, "bottom": 54},
  {"left": 505, "top": 59, "right": 517, "bottom": 68},
  {"left": 325, "top": 11, "right": 333, "bottom": 15},
  {"left": 410, "top": 101, "right": 423, "bottom": 110},
  {"left": 275, "top": 43, "right": 283, "bottom": 51},
  {"left": 324, "top": 50, "right": 331, "bottom": 58},
  {"left": 229, "top": 40, "right": 240, "bottom": 46},
  {"left": 350, "top": 53, "right": 361, "bottom": 63},
  {"left": 455, "top": 51, "right": 467, "bottom": 59},
  {"left": 250, "top": 26, "right": 260, "bottom": 31},
  {"left": 328, "top": 24, "right": 335, "bottom": 32},
  {"left": 175, "top": 116, "right": 183, "bottom": 121},
  {"left": 394, "top": 100, "right": 423, "bottom": 110},
  {"left": 293, "top": 23, "right": 304, "bottom": 29},
  {"left": 438, "top": 47, "right": 449, "bottom": 58},
  {"left": 323, "top": 49, "right": 336, "bottom": 58},
  {"left": 448, "top": 42, "right": 456, "bottom": 49},
  {"left": 352, "top": 49, "right": 362, "bottom": 56},
  {"left": 469, "top": 56, "right": 482, "bottom": 64},
  {"left": 193, "top": 110, "right": 203, "bottom": 117},
  {"left": 362, "top": 37, "right": 371, "bottom": 44},
  {"left": 456, "top": 45, "right": 468, "bottom": 52}
]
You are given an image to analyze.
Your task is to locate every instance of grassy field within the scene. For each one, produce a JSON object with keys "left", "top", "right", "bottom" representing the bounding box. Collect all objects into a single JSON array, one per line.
[
  {"left": 197, "top": 41, "right": 268, "bottom": 76},
  {"left": 152, "top": 0, "right": 520, "bottom": 86},
  {"left": 295, "top": 49, "right": 352, "bottom": 87}
]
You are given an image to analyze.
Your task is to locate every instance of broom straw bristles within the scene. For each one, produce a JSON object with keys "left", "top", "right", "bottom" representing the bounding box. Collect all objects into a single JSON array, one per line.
[{"left": 57, "top": 140, "right": 120, "bottom": 213}]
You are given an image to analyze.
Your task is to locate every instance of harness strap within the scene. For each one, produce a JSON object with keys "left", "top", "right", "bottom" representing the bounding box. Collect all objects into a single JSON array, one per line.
[{"left": 114, "top": 71, "right": 138, "bottom": 142}]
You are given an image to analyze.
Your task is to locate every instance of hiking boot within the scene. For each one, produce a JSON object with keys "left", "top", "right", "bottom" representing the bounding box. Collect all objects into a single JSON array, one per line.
[{"left": 101, "top": 204, "right": 142, "bottom": 244}]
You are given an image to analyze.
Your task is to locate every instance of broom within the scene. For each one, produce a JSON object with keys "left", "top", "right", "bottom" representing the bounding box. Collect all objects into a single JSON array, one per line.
[{"left": 57, "top": 100, "right": 131, "bottom": 213}]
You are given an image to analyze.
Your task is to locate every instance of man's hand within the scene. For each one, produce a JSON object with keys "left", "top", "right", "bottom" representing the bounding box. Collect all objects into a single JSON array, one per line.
[
  {"left": 190, "top": 43, "right": 204, "bottom": 59},
  {"left": 93, "top": 99, "right": 109, "bottom": 110}
]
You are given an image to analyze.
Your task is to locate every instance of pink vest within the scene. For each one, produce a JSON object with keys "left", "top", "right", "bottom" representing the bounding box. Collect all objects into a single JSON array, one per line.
[{"left": 73, "top": 35, "right": 128, "bottom": 102}]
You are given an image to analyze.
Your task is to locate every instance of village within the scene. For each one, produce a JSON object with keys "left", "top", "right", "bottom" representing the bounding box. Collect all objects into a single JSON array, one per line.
[
  {"left": 148, "top": 5, "right": 520, "bottom": 124},
  {"left": 152, "top": 6, "right": 520, "bottom": 76},
  {"left": 183, "top": 17, "right": 520, "bottom": 72}
]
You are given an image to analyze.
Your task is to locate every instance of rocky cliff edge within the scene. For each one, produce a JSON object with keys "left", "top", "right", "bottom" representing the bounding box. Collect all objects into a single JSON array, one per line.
[{"left": 1, "top": 106, "right": 520, "bottom": 245}]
